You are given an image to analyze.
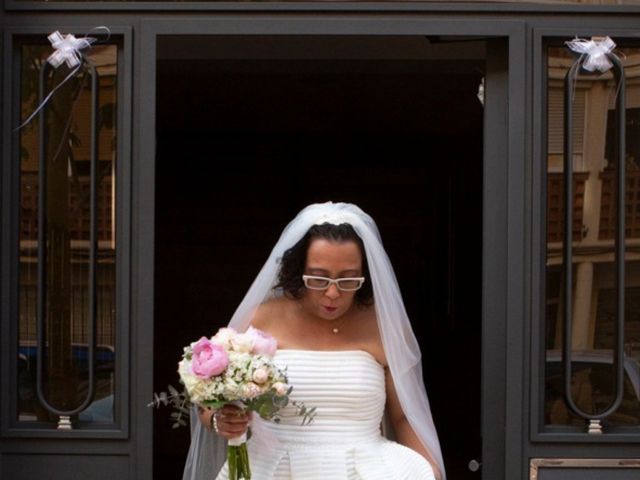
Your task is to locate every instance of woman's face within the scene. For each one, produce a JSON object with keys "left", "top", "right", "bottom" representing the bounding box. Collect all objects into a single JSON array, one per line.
[{"left": 300, "top": 238, "right": 363, "bottom": 321}]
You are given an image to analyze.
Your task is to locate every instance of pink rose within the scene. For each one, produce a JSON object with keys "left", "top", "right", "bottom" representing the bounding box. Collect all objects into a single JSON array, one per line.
[
  {"left": 273, "top": 382, "right": 289, "bottom": 396},
  {"left": 242, "top": 382, "right": 263, "bottom": 399},
  {"left": 191, "top": 337, "right": 229, "bottom": 379},
  {"left": 245, "top": 326, "right": 278, "bottom": 356},
  {"left": 252, "top": 367, "right": 269, "bottom": 384}
]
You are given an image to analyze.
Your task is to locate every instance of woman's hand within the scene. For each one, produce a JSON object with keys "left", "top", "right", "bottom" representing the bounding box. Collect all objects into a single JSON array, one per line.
[{"left": 200, "top": 405, "right": 250, "bottom": 440}]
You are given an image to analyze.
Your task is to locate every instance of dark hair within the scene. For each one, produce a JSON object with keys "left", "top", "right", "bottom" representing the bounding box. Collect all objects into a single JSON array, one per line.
[{"left": 275, "top": 223, "right": 374, "bottom": 306}]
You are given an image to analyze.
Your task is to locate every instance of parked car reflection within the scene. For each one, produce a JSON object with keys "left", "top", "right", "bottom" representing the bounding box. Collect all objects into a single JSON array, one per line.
[{"left": 18, "top": 342, "right": 115, "bottom": 423}]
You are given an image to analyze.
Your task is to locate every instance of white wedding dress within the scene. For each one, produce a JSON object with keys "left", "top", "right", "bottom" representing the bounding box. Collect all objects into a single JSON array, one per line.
[{"left": 215, "top": 349, "right": 436, "bottom": 480}]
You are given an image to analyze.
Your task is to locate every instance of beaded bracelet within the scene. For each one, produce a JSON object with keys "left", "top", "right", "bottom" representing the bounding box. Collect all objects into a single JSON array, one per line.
[{"left": 210, "top": 410, "right": 218, "bottom": 432}]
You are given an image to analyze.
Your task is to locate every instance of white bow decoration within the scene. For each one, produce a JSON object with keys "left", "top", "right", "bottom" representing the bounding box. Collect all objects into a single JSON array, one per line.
[
  {"left": 46, "top": 31, "right": 95, "bottom": 69},
  {"left": 14, "top": 27, "right": 110, "bottom": 131},
  {"left": 565, "top": 36, "right": 617, "bottom": 73}
]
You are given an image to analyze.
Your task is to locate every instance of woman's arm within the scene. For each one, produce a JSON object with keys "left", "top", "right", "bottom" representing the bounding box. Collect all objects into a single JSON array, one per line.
[
  {"left": 197, "top": 405, "right": 215, "bottom": 431},
  {"left": 385, "top": 368, "right": 443, "bottom": 480}
]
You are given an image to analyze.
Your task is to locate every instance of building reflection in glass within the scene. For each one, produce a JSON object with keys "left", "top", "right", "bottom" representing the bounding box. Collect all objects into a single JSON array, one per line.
[
  {"left": 545, "top": 44, "right": 640, "bottom": 429},
  {"left": 18, "top": 43, "right": 118, "bottom": 425}
]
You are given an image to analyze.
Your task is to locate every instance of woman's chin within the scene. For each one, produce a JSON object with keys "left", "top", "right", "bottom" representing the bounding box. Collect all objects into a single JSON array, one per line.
[{"left": 319, "top": 304, "right": 346, "bottom": 318}]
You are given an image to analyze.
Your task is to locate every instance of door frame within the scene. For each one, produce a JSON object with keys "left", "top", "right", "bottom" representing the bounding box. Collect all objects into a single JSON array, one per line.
[{"left": 136, "top": 15, "right": 527, "bottom": 480}]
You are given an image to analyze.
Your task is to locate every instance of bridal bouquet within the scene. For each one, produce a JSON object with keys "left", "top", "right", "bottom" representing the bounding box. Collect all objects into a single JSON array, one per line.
[{"left": 174, "top": 326, "right": 314, "bottom": 480}]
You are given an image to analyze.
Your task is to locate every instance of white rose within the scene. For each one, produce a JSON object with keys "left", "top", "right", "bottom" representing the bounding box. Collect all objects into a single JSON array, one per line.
[
  {"left": 189, "top": 382, "right": 208, "bottom": 403},
  {"left": 211, "top": 327, "right": 237, "bottom": 349},
  {"left": 178, "top": 359, "right": 199, "bottom": 394},
  {"left": 230, "top": 333, "right": 254, "bottom": 353}
]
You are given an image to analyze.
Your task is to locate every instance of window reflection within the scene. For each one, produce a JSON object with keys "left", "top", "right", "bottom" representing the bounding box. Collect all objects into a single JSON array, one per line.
[
  {"left": 18, "top": 43, "right": 117, "bottom": 424},
  {"left": 544, "top": 44, "right": 640, "bottom": 429}
]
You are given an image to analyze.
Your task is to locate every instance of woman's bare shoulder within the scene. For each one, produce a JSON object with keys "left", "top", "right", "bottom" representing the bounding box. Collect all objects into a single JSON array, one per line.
[
  {"left": 355, "top": 304, "right": 387, "bottom": 367},
  {"left": 250, "top": 297, "right": 291, "bottom": 331}
]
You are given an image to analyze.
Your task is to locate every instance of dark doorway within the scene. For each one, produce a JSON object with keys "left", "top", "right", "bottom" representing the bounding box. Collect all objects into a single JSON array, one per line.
[{"left": 154, "top": 36, "right": 483, "bottom": 480}]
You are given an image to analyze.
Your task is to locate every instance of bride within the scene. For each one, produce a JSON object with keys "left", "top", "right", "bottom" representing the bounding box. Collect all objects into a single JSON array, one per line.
[{"left": 183, "top": 202, "right": 445, "bottom": 480}]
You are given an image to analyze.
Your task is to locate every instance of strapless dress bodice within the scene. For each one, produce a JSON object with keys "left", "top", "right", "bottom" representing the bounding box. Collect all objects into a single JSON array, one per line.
[
  {"left": 215, "top": 349, "right": 435, "bottom": 480},
  {"left": 257, "top": 349, "right": 386, "bottom": 446}
]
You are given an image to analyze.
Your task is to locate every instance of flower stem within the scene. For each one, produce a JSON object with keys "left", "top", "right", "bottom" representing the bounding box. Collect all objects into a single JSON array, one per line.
[
  {"left": 228, "top": 442, "right": 251, "bottom": 479},
  {"left": 228, "top": 444, "right": 237, "bottom": 480}
]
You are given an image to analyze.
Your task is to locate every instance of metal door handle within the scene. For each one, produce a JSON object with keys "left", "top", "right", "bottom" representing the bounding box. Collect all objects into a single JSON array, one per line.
[
  {"left": 468, "top": 459, "right": 482, "bottom": 472},
  {"left": 562, "top": 40, "right": 626, "bottom": 428}
]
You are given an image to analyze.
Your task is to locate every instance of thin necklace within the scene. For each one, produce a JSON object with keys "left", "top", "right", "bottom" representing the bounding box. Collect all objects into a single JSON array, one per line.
[
  {"left": 309, "top": 315, "right": 346, "bottom": 334},
  {"left": 330, "top": 316, "right": 347, "bottom": 334}
]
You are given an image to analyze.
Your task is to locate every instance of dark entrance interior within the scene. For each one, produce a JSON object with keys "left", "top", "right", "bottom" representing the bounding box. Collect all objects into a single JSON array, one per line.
[{"left": 154, "top": 36, "right": 483, "bottom": 480}]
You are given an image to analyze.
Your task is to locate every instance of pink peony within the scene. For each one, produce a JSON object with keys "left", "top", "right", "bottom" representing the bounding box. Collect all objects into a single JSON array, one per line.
[
  {"left": 191, "top": 337, "right": 229, "bottom": 379},
  {"left": 245, "top": 326, "right": 278, "bottom": 356}
]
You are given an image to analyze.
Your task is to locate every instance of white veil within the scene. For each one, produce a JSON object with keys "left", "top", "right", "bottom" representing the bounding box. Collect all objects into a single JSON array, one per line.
[{"left": 182, "top": 201, "right": 446, "bottom": 480}]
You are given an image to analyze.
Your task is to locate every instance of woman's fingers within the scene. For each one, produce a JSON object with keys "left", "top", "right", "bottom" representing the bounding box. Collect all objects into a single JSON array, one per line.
[
  {"left": 219, "top": 405, "right": 246, "bottom": 416},
  {"left": 223, "top": 414, "right": 249, "bottom": 424},
  {"left": 213, "top": 408, "right": 251, "bottom": 439}
]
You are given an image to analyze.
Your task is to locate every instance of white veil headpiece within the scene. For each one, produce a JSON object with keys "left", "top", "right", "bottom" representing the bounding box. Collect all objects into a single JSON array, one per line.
[{"left": 182, "top": 201, "right": 446, "bottom": 480}]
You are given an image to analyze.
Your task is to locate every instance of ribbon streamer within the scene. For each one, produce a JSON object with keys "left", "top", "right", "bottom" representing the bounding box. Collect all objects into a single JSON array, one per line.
[
  {"left": 565, "top": 36, "right": 617, "bottom": 73},
  {"left": 14, "top": 26, "right": 110, "bottom": 131}
]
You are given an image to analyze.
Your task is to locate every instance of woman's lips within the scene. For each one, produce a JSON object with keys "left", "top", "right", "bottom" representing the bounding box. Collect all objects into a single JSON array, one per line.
[{"left": 323, "top": 306, "right": 338, "bottom": 313}]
